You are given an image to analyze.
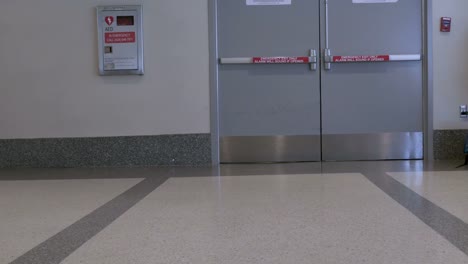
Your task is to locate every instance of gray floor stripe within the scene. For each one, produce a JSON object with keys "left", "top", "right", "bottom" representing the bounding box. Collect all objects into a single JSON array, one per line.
[
  {"left": 362, "top": 170, "right": 468, "bottom": 256},
  {"left": 9, "top": 176, "right": 169, "bottom": 264}
]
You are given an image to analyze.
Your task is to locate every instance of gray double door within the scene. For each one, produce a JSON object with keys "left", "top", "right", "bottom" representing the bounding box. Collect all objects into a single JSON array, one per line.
[{"left": 217, "top": 0, "right": 423, "bottom": 163}]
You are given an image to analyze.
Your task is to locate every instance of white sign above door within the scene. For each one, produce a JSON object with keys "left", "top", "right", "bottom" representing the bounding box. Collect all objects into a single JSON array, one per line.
[
  {"left": 353, "top": 0, "right": 398, "bottom": 3},
  {"left": 247, "top": 0, "right": 291, "bottom": 6}
]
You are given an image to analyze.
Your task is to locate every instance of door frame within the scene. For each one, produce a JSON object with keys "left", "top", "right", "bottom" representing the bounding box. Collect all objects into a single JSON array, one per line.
[{"left": 208, "top": 0, "right": 434, "bottom": 165}]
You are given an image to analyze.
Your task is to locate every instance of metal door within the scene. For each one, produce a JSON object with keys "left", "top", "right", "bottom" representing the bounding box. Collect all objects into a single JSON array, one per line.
[
  {"left": 215, "top": 0, "right": 424, "bottom": 163},
  {"left": 320, "top": 0, "right": 423, "bottom": 161},
  {"left": 217, "top": 0, "right": 321, "bottom": 163}
]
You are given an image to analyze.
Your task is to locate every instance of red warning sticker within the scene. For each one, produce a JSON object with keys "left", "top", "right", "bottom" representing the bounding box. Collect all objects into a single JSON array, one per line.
[
  {"left": 105, "top": 32, "right": 136, "bottom": 44},
  {"left": 332, "top": 55, "right": 390, "bottom": 62},
  {"left": 252, "top": 57, "right": 310, "bottom": 64}
]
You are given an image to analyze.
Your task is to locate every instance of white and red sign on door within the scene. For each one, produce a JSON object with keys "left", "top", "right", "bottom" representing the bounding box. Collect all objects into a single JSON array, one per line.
[
  {"left": 253, "top": 57, "right": 311, "bottom": 64},
  {"left": 332, "top": 55, "right": 390, "bottom": 62}
]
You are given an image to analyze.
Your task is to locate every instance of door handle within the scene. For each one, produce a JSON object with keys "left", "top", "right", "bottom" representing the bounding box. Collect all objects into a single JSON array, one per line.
[
  {"left": 327, "top": 54, "right": 421, "bottom": 63},
  {"left": 309, "top": 49, "right": 318, "bottom": 71},
  {"left": 219, "top": 49, "right": 318, "bottom": 71},
  {"left": 323, "top": 51, "right": 422, "bottom": 70}
]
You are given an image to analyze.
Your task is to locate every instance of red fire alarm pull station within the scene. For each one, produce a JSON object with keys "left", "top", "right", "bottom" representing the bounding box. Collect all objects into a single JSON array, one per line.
[{"left": 440, "top": 17, "right": 452, "bottom": 32}]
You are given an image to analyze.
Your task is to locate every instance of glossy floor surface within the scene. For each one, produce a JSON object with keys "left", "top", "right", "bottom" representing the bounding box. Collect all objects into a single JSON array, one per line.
[{"left": 1, "top": 161, "right": 468, "bottom": 264}]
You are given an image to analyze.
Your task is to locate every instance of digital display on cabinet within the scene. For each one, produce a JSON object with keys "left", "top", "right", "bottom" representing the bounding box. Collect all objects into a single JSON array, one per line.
[{"left": 117, "top": 16, "right": 134, "bottom": 26}]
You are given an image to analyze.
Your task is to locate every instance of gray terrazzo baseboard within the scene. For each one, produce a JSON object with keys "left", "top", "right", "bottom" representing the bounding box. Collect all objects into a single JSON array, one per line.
[
  {"left": 0, "top": 134, "right": 211, "bottom": 168},
  {"left": 434, "top": 130, "right": 468, "bottom": 160}
]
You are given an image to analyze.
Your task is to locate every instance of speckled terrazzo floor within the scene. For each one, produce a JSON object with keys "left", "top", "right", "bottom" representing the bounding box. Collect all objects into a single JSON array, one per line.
[{"left": 1, "top": 161, "right": 468, "bottom": 264}]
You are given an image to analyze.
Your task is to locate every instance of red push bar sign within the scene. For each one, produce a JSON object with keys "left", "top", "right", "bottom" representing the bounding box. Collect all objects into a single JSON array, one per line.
[
  {"left": 253, "top": 57, "right": 311, "bottom": 64},
  {"left": 333, "top": 55, "right": 390, "bottom": 62},
  {"left": 105, "top": 32, "right": 136, "bottom": 44}
]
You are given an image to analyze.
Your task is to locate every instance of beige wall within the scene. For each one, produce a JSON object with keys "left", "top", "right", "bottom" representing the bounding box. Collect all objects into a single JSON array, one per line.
[
  {"left": 1, "top": 0, "right": 466, "bottom": 139},
  {"left": 0, "top": 0, "right": 210, "bottom": 139},
  {"left": 433, "top": 0, "right": 468, "bottom": 130}
]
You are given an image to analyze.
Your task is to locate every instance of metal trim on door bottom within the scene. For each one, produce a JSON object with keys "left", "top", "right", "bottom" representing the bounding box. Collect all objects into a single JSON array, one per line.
[
  {"left": 322, "top": 132, "right": 423, "bottom": 161},
  {"left": 220, "top": 135, "right": 321, "bottom": 163}
]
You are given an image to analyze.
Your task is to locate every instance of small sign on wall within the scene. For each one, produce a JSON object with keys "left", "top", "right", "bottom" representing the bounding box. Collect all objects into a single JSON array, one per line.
[
  {"left": 247, "top": 0, "right": 291, "bottom": 6},
  {"left": 440, "top": 17, "right": 452, "bottom": 32}
]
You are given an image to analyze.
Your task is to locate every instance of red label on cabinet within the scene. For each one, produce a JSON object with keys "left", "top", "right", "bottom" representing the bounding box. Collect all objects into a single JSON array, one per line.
[{"left": 105, "top": 32, "right": 136, "bottom": 43}]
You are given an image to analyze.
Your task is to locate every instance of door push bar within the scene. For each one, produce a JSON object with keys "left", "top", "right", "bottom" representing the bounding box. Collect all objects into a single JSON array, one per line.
[
  {"left": 323, "top": 53, "right": 422, "bottom": 70},
  {"left": 219, "top": 49, "right": 318, "bottom": 71}
]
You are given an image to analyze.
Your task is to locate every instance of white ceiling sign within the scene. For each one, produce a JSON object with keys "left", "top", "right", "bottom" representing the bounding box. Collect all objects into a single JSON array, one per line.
[
  {"left": 247, "top": 0, "right": 291, "bottom": 6},
  {"left": 353, "top": 0, "right": 398, "bottom": 3}
]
